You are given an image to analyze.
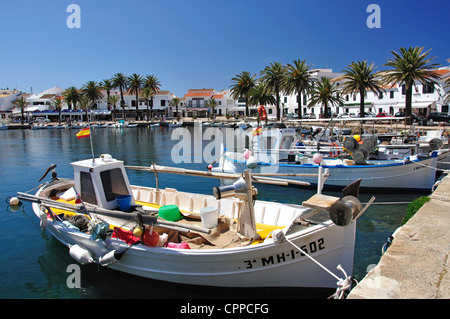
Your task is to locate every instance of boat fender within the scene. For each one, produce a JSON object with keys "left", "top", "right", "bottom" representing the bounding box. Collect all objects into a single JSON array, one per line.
[
  {"left": 98, "top": 250, "right": 125, "bottom": 266},
  {"left": 39, "top": 207, "right": 48, "bottom": 229},
  {"left": 69, "top": 244, "right": 94, "bottom": 265},
  {"left": 157, "top": 233, "right": 168, "bottom": 247},
  {"left": 6, "top": 197, "right": 21, "bottom": 206},
  {"left": 381, "top": 235, "right": 394, "bottom": 255},
  {"left": 246, "top": 156, "right": 258, "bottom": 169}
]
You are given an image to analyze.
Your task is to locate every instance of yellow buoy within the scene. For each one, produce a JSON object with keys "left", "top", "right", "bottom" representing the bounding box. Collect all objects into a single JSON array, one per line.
[{"left": 133, "top": 226, "right": 143, "bottom": 237}]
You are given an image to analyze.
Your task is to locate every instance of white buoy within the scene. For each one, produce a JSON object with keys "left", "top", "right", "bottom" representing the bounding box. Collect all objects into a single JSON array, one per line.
[
  {"left": 69, "top": 244, "right": 94, "bottom": 265},
  {"left": 246, "top": 156, "right": 257, "bottom": 169},
  {"left": 39, "top": 208, "right": 48, "bottom": 229},
  {"left": 8, "top": 197, "right": 21, "bottom": 206},
  {"left": 98, "top": 250, "right": 122, "bottom": 266}
]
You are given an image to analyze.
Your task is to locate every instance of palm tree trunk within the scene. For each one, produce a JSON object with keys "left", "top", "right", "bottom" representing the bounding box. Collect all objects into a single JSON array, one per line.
[
  {"left": 359, "top": 88, "right": 365, "bottom": 118},
  {"left": 135, "top": 93, "right": 139, "bottom": 121},
  {"left": 276, "top": 89, "right": 280, "bottom": 121},
  {"left": 359, "top": 88, "right": 365, "bottom": 134},
  {"left": 297, "top": 91, "right": 302, "bottom": 119},
  {"left": 150, "top": 97, "right": 154, "bottom": 122},
  {"left": 120, "top": 86, "right": 125, "bottom": 120},
  {"left": 244, "top": 96, "right": 249, "bottom": 118},
  {"left": 405, "top": 84, "right": 412, "bottom": 125},
  {"left": 21, "top": 108, "right": 24, "bottom": 125}
]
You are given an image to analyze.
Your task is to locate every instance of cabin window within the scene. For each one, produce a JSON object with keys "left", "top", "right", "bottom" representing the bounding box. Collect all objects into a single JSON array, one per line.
[
  {"left": 80, "top": 172, "right": 97, "bottom": 205},
  {"left": 280, "top": 136, "right": 294, "bottom": 150},
  {"left": 100, "top": 168, "right": 129, "bottom": 202}
]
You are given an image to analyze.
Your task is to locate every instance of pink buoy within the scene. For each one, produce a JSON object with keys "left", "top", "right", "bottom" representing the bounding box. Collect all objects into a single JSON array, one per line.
[
  {"left": 243, "top": 149, "right": 252, "bottom": 159},
  {"left": 313, "top": 153, "right": 323, "bottom": 164}
]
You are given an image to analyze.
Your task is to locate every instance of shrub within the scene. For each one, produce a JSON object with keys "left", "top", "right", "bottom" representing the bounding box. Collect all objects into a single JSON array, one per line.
[{"left": 403, "top": 196, "right": 430, "bottom": 224}]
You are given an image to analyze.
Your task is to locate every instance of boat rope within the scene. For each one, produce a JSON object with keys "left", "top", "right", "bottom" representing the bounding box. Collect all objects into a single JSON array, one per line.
[
  {"left": 411, "top": 159, "right": 448, "bottom": 172},
  {"left": 281, "top": 234, "right": 353, "bottom": 299},
  {"left": 429, "top": 194, "right": 450, "bottom": 202}
]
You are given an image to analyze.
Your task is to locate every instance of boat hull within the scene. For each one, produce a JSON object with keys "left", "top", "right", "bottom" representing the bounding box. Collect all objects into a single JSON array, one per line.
[
  {"left": 215, "top": 153, "right": 438, "bottom": 191},
  {"left": 32, "top": 184, "right": 356, "bottom": 289},
  {"left": 39, "top": 213, "right": 355, "bottom": 288}
]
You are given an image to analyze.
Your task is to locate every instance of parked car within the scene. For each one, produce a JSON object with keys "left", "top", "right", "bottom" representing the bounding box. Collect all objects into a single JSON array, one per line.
[
  {"left": 303, "top": 113, "right": 317, "bottom": 119},
  {"left": 394, "top": 111, "right": 419, "bottom": 122},
  {"left": 356, "top": 111, "right": 376, "bottom": 118},
  {"left": 427, "top": 112, "right": 450, "bottom": 123},
  {"left": 286, "top": 113, "right": 299, "bottom": 119},
  {"left": 337, "top": 112, "right": 356, "bottom": 119},
  {"left": 376, "top": 112, "right": 389, "bottom": 117}
]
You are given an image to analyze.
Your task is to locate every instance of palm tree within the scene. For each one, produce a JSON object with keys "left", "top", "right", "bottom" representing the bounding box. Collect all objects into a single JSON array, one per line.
[
  {"left": 78, "top": 95, "right": 91, "bottom": 122},
  {"left": 247, "top": 82, "right": 276, "bottom": 125},
  {"left": 285, "top": 59, "right": 315, "bottom": 119},
  {"left": 112, "top": 73, "right": 128, "bottom": 118},
  {"left": 81, "top": 81, "right": 103, "bottom": 122},
  {"left": 140, "top": 86, "right": 154, "bottom": 121},
  {"left": 206, "top": 97, "right": 218, "bottom": 118},
  {"left": 308, "top": 77, "right": 344, "bottom": 118},
  {"left": 52, "top": 96, "right": 64, "bottom": 124},
  {"left": 341, "top": 60, "right": 385, "bottom": 119},
  {"left": 63, "top": 86, "right": 82, "bottom": 111},
  {"left": 144, "top": 75, "right": 161, "bottom": 120},
  {"left": 230, "top": 71, "right": 257, "bottom": 117},
  {"left": 100, "top": 79, "right": 114, "bottom": 111},
  {"left": 444, "top": 77, "right": 450, "bottom": 104},
  {"left": 260, "top": 62, "right": 287, "bottom": 121},
  {"left": 171, "top": 97, "right": 181, "bottom": 118},
  {"left": 128, "top": 73, "right": 144, "bottom": 120},
  {"left": 82, "top": 81, "right": 103, "bottom": 107},
  {"left": 12, "top": 97, "right": 28, "bottom": 124},
  {"left": 382, "top": 46, "right": 441, "bottom": 125},
  {"left": 108, "top": 95, "right": 119, "bottom": 121}
]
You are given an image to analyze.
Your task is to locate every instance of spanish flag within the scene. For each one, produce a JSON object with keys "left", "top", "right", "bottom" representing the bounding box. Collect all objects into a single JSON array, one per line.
[
  {"left": 76, "top": 127, "right": 90, "bottom": 139},
  {"left": 252, "top": 127, "right": 262, "bottom": 136}
]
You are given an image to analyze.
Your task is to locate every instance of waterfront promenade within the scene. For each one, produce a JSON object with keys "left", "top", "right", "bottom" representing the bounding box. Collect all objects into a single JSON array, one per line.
[{"left": 348, "top": 172, "right": 450, "bottom": 299}]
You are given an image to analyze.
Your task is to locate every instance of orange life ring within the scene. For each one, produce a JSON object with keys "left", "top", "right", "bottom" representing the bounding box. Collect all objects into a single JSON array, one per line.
[{"left": 258, "top": 105, "right": 267, "bottom": 121}]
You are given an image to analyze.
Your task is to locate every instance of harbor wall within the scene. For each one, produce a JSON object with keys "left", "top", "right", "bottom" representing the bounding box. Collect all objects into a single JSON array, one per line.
[{"left": 347, "top": 173, "right": 450, "bottom": 299}]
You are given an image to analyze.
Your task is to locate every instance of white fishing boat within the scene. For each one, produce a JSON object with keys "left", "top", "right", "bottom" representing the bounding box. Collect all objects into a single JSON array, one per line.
[
  {"left": 212, "top": 127, "right": 438, "bottom": 191},
  {"left": 0, "top": 121, "right": 8, "bottom": 130},
  {"left": 16, "top": 154, "right": 368, "bottom": 296}
]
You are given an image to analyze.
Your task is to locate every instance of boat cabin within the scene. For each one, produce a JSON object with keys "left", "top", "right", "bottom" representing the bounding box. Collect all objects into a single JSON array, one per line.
[{"left": 71, "top": 154, "right": 135, "bottom": 210}]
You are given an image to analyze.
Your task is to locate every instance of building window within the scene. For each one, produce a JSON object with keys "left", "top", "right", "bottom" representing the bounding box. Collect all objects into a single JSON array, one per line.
[
  {"left": 161, "top": 100, "right": 166, "bottom": 107},
  {"left": 390, "top": 91, "right": 394, "bottom": 99},
  {"left": 378, "top": 92, "right": 383, "bottom": 99},
  {"left": 402, "top": 84, "right": 406, "bottom": 95},
  {"left": 422, "top": 83, "right": 435, "bottom": 94}
]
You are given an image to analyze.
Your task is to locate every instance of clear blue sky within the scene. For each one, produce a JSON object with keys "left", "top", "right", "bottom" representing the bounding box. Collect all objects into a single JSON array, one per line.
[{"left": 1, "top": 0, "right": 449, "bottom": 97}]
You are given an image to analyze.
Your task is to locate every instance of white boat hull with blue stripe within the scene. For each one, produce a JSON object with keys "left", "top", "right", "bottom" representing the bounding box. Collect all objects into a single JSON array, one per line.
[{"left": 213, "top": 151, "right": 438, "bottom": 191}]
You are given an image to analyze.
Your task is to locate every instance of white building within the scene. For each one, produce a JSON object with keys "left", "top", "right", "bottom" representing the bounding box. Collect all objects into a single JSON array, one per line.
[
  {"left": 262, "top": 67, "right": 450, "bottom": 119},
  {"left": 179, "top": 88, "right": 241, "bottom": 118}
]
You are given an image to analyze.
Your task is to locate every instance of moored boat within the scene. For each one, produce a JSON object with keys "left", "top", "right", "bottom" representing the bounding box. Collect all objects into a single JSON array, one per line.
[
  {"left": 16, "top": 154, "right": 367, "bottom": 296},
  {"left": 212, "top": 127, "right": 439, "bottom": 191}
]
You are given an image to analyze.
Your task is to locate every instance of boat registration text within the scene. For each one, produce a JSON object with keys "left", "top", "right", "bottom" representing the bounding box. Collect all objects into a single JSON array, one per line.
[{"left": 242, "top": 237, "right": 325, "bottom": 269}]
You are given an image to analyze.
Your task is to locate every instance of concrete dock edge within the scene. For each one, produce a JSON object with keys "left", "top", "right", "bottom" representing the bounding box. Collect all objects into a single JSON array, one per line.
[{"left": 347, "top": 173, "right": 450, "bottom": 299}]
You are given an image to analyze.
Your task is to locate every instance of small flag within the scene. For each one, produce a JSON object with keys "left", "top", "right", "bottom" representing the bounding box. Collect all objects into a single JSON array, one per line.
[
  {"left": 76, "top": 127, "right": 90, "bottom": 139},
  {"left": 252, "top": 127, "right": 262, "bottom": 136}
]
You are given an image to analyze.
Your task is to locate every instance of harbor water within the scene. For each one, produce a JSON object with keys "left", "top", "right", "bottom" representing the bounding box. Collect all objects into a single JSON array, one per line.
[{"left": 0, "top": 126, "right": 430, "bottom": 298}]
